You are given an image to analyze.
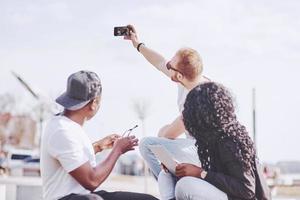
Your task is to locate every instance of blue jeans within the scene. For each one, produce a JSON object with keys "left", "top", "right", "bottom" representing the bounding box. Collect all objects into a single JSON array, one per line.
[
  {"left": 139, "top": 137, "right": 200, "bottom": 179},
  {"left": 158, "top": 173, "right": 228, "bottom": 200}
]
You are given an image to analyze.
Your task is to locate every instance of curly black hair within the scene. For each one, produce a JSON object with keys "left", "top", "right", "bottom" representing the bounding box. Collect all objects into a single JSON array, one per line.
[{"left": 182, "top": 82, "right": 255, "bottom": 171}]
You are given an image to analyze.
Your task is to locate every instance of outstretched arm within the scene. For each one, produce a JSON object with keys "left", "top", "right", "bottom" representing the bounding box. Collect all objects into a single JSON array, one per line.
[{"left": 124, "top": 25, "right": 172, "bottom": 78}]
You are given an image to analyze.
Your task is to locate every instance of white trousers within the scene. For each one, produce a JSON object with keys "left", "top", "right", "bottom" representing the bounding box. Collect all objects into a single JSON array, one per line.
[{"left": 158, "top": 172, "right": 228, "bottom": 200}]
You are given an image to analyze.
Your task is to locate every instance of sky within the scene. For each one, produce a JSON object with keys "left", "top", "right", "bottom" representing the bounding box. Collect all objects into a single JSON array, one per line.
[{"left": 0, "top": 0, "right": 299, "bottom": 163}]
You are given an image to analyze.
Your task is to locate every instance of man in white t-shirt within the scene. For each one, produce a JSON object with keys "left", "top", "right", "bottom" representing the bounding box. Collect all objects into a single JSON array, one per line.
[
  {"left": 124, "top": 25, "right": 210, "bottom": 200},
  {"left": 41, "top": 71, "right": 158, "bottom": 200}
]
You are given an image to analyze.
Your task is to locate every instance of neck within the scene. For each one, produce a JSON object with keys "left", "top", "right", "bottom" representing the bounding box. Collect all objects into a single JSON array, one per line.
[
  {"left": 185, "top": 75, "right": 210, "bottom": 90},
  {"left": 63, "top": 110, "right": 86, "bottom": 126},
  {"left": 185, "top": 76, "right": 201, "bottom": 90}
]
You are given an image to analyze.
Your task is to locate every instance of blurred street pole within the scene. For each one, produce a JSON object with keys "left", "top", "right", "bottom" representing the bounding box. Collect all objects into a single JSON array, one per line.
[
  {"left": 252, "top": 88, "right": 257, "bottom": 152},
  {"left": 141, "top": 118, "right": 148, "bottom": 193}
]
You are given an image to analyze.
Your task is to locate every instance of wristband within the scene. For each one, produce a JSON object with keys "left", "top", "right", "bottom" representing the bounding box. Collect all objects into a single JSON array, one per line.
[{"left": 137, "top": 43, "right": 145, "bottom": 52}]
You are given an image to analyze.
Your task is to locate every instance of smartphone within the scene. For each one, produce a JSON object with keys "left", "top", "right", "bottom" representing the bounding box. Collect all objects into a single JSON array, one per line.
[{"left": 114, "top": 26, "right": 129, "bottom": 36}]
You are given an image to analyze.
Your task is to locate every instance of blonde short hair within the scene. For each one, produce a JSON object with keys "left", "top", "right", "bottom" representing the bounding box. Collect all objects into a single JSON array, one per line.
[{"left": 176, "top": 48, "right": 203, "bottom": 81}]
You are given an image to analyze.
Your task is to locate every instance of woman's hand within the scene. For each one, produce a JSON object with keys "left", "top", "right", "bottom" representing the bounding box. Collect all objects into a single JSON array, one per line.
[
  {"left": 93, "top": 134, "right": 120, "bottom": 153},
  {"left": 175, "top": 163, "right": 204, "bottom": 178}
]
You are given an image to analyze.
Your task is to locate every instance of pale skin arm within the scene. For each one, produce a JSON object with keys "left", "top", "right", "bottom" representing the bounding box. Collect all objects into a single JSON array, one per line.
[
  {"left": 69, "top": 136, "right": 138, "bottom": 191},
  {"left": 124, "top": 25, "right": 172, "bottom": 78},
  {"left": 158, "top": 115, "right": 185, "bottom": 139}
]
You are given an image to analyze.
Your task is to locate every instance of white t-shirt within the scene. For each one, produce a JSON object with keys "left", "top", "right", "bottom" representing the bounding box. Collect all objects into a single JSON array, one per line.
[
  {"left": 156, "top": 60, "right": 192, "bottom": 138},
  {"left": 156, "top": 60, "right": 190, "bottom": 113},
  {"left": 177, "top": 84, "right": 189, "bottom": 113},
  {"left": 41, "top": 116, "right": 96, "bottom": 200},
  {"left": 177, "top": 84, "right": 193, "bottom": 139}
]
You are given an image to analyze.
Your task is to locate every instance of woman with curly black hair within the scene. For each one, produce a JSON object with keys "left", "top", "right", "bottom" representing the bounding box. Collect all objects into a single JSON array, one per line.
[{"left": 158, "top": 82, "right": 270, "bottom": 200}]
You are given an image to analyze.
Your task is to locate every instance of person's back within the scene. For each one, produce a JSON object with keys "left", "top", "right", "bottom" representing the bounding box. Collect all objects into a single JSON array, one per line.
[
  {"left": 174, "top": 82, "right": 271, "bottom": 200},
  {"left": 41, "top": 70, "right": 158, "bottom": 200},
  {"left": 41, "top": 115, "right": 96, "bottom": 200}
]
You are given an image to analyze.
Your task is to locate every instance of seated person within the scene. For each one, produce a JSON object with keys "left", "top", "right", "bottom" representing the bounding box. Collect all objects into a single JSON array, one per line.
[
  {"left": 124, "top": 25, "right": 209, "bottom": 179},
  {"left": 158, "top": 82, "right": 270, "bottom": 200},
  {"left": 41, "top": 70, "right": 158, "bottom": 200}
]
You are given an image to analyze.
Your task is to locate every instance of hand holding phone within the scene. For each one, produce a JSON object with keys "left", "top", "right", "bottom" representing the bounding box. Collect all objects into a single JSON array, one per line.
[{"left": 114, "top": 25, "right": 140, "bottom": 49}]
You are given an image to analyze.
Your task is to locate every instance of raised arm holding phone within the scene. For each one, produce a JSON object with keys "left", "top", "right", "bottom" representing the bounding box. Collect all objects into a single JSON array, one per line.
[
  {"left": 117, "top": 24, "right": 211, "bottom": 200},
  {"left": 121, "top": 24, "right": 207, "bottom": 168}
]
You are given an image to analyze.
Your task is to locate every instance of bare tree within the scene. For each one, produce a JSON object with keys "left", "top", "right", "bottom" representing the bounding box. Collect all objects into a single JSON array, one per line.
[{"left": 132, "top": 98, "right": 151, "bottom": 134}]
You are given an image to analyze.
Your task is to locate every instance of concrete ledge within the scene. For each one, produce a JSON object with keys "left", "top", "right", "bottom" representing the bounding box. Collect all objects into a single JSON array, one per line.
[{"left": 0, "top": 176, "right": 42, "bottom": 186}]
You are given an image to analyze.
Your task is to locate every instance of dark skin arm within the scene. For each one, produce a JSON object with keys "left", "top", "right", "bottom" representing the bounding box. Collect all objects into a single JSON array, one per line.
[
  {"left": 70, "top": 136, "right": 138, "bottom": 191},
  {"left": 92, "top": 134, "right": 120, "bottom": 154},
  {"left": 175, "top": 143, "right": 256, "bottom": 199},
  {"left": 175, "top": 163, "right": 205, "bottom": 178}
]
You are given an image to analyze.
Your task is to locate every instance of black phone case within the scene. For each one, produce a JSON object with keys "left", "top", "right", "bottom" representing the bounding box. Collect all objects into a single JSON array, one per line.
[{"left": 114, "top": 27, "right": 129, "bottom": 36}]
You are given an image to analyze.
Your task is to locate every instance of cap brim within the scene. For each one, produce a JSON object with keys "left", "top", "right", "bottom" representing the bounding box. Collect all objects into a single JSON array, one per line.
[{"left": 55, "top": 92, "right": 90, "bottom": 111}]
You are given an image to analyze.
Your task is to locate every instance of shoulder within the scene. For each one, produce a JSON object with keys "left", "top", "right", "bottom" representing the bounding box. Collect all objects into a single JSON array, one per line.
[
  {"left": 43, "top": 117, "right": 86, "bottom": 157},
  {"left": 177, "top": 84, "right": 189, "bottom": 101},
  {"left": 44, "top": 116, "right": 82, "bottom": 143},
  {"left": 43, "top": 116, "right": 60, "bottom": 138},
  {"left": 177, "top": 84, "right": 187, "bottom": 93}
]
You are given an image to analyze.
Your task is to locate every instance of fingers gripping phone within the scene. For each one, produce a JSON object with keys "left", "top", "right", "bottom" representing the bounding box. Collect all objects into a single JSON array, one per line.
[{"left": 114, "top": 26, "right": 130, "bottom": 36}]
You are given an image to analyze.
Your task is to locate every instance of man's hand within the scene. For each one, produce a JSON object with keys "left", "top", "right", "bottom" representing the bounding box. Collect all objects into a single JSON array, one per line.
[
  {"left": 113, "top": 135, "right": 139, "bottom": 155},
  {"left": 93, "top": 134, "right": 120, "bottom": 153},
  {"left": 175, "top": 163, "right": 203, "bottom": 178},
  {"left": 124, "top": 24, "right": 140, "bottom": 48}
]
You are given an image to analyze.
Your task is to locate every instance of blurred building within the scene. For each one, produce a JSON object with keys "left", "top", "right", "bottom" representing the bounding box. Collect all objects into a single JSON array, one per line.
[
  {"left": 276, "top": 161, "right": 300, "bottom": 186},
  {"left": 0, "top": 112, "right": 39, "bottom": 177},
  {"left": 0, "top": 112, "right": 38, "bottom": 150}
]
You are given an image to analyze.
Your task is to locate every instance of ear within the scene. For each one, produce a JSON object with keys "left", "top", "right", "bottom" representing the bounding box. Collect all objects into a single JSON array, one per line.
[
  {"left": 90, "top": 99, "right": 98, "bottom": 111},
  {"left": 177, "top": 72, "right": 184, "bottom": 80}
]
